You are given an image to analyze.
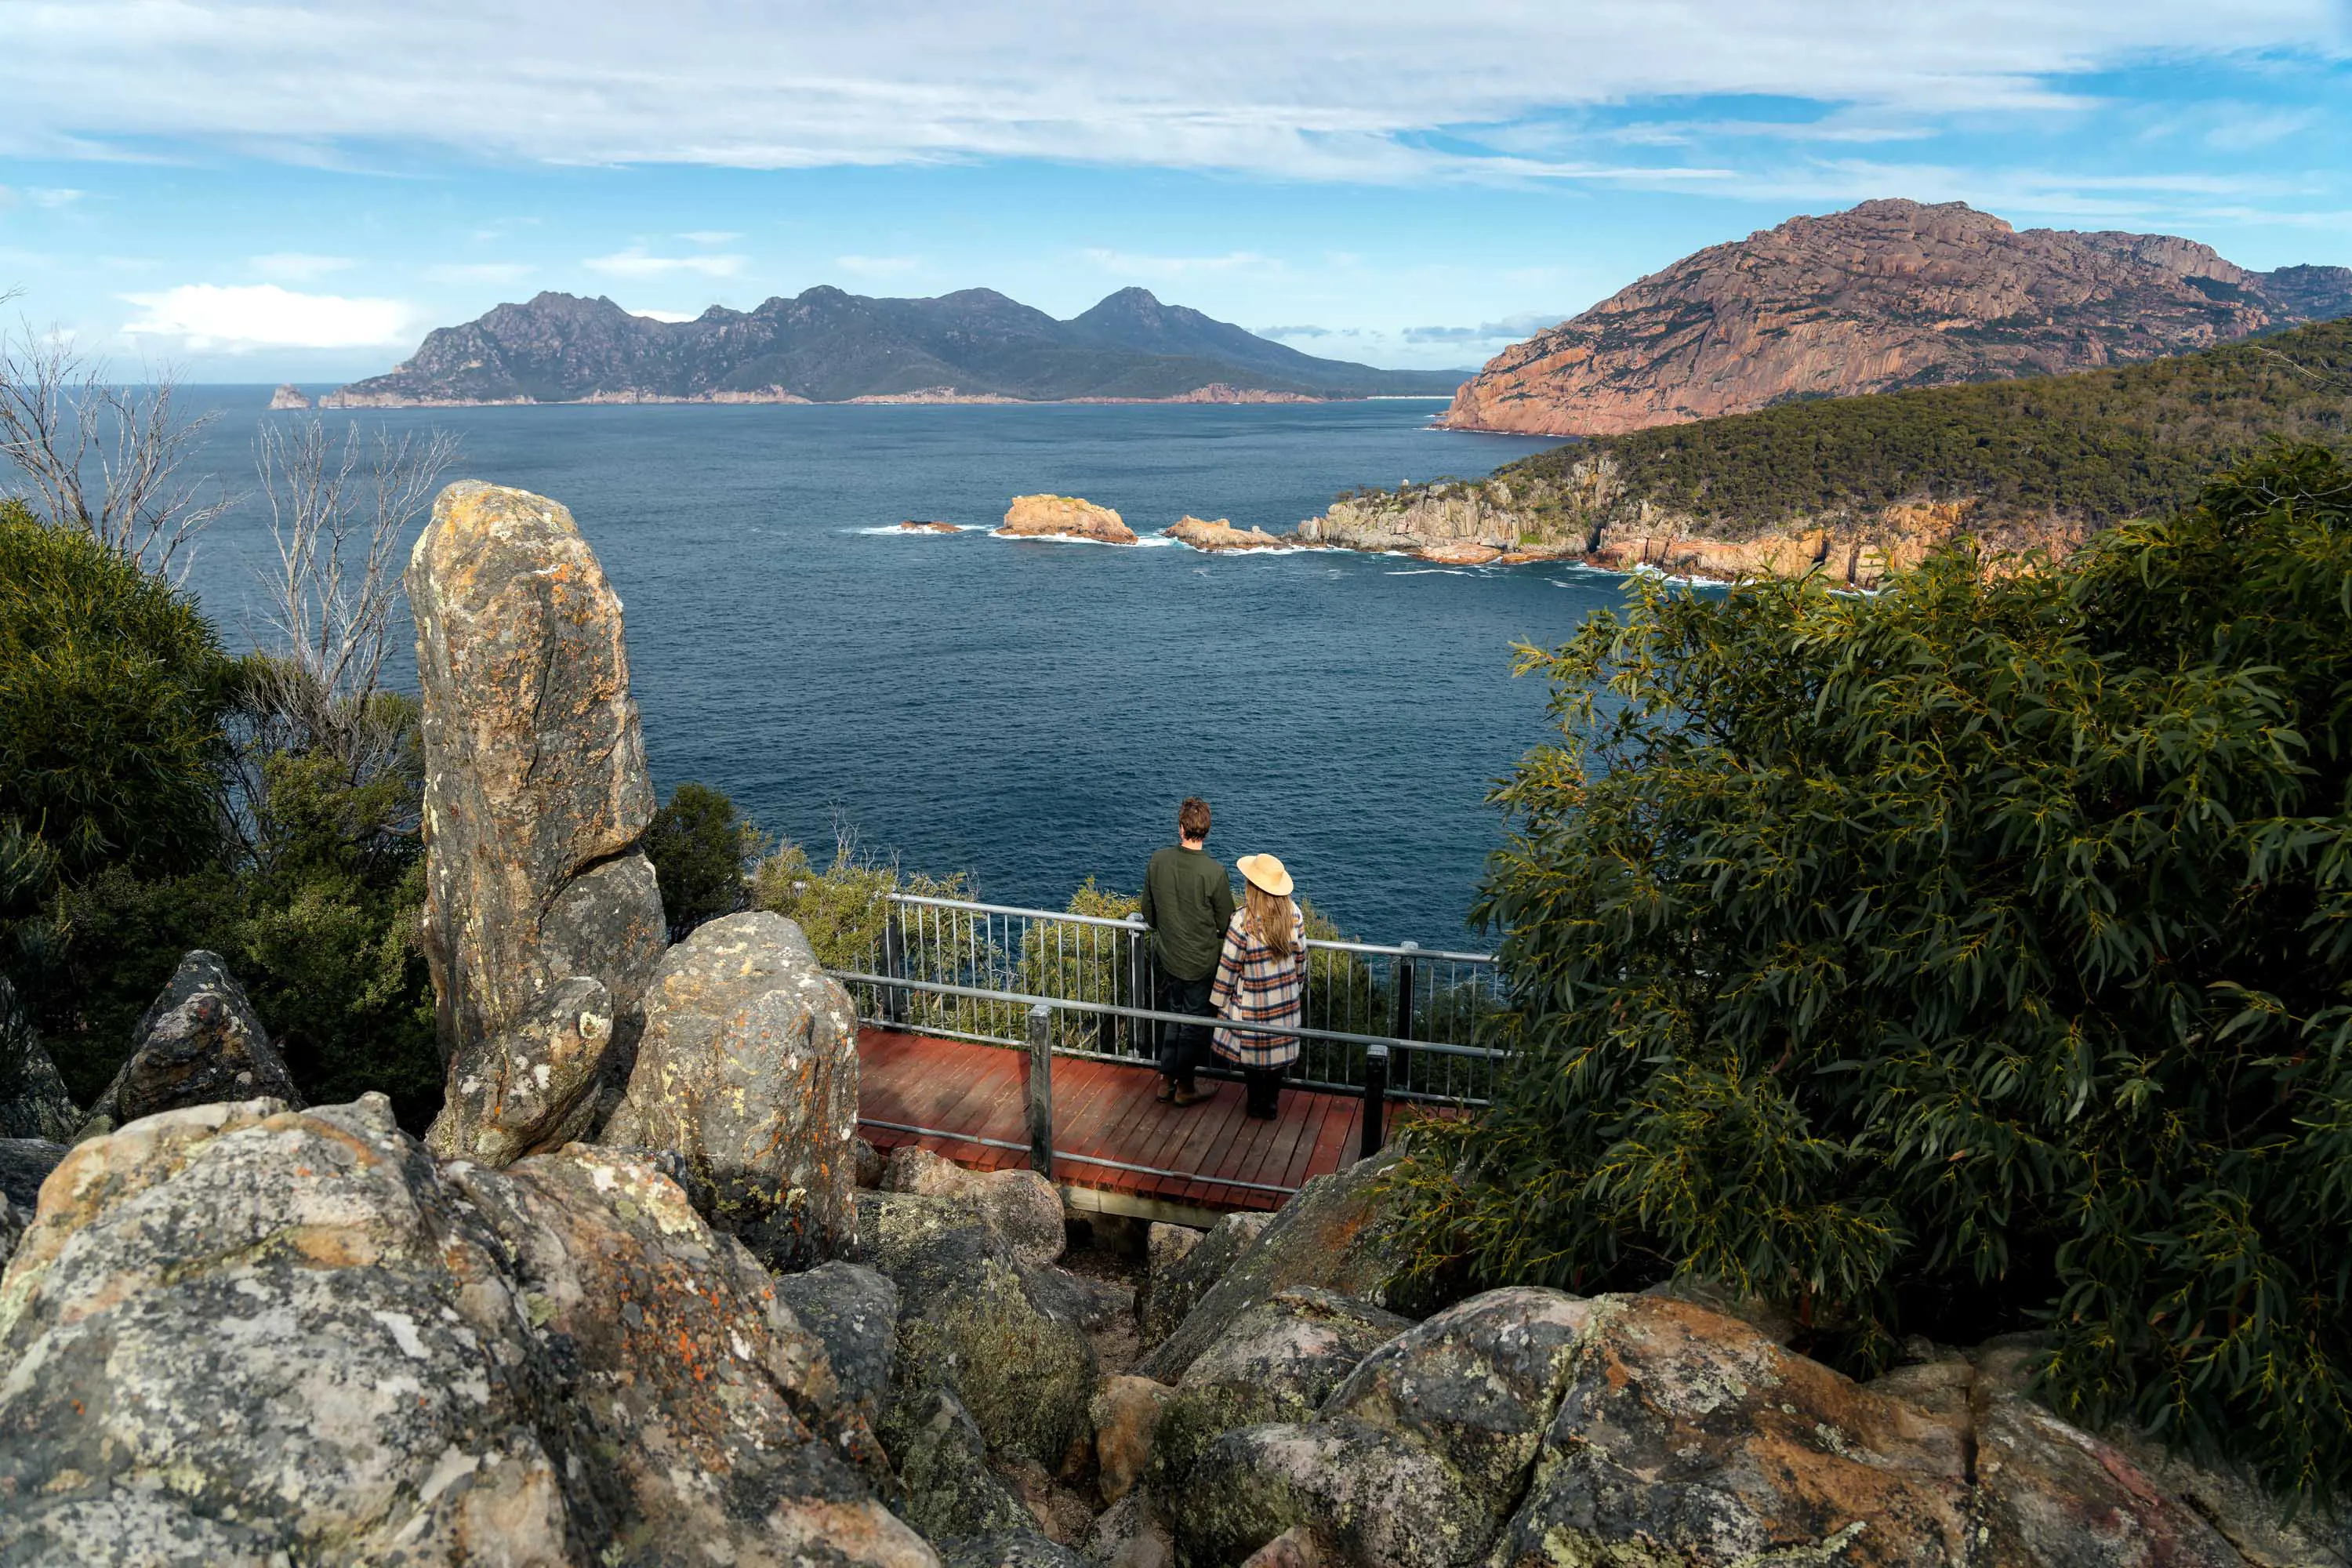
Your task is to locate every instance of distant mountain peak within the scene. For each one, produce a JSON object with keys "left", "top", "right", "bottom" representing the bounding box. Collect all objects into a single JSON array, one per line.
[
  {"left": 1445, "top": 198, "right": 2352, "bottom": 437},
  {"left": 325, "top": 284, "right": 1462, "bottom": 406}
]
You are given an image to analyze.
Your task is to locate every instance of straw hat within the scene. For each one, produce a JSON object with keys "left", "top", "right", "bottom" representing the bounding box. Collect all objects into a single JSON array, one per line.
[{"left": 1236, "top": 853, "right": 1294, "bottom": 897}]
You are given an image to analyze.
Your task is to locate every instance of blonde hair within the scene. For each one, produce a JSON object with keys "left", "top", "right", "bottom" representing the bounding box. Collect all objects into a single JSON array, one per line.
[{"left": 1246, "top": 883, "right": 1298, "bottom": 956}]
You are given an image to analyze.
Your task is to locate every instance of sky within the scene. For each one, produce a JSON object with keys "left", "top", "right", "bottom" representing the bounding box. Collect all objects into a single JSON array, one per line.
[{"left": 1, "top": 1, "right": 2347, "bottom": 383}]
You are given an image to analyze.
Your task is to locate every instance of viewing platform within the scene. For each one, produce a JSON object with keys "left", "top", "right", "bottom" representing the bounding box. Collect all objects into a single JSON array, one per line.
[{"left": 833, "top": 893, "right": 1503, "bottom": 1225}]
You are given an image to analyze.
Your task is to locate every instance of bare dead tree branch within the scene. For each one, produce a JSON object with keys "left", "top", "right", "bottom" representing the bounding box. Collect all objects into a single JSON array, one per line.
[
  {"left": 249, "top": 416, "right": 460, "bottom": 771},
  {"left": 0, "top": 318, "right": 231, "bottom": 578}
]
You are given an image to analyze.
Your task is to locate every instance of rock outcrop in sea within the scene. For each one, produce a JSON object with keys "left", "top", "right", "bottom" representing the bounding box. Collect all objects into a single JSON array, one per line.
[
  {"left": 408, "top": 481, "right": 668, "bottom": 1165},
  {"left": 266, "top": 383, "right": 311, "bottom": 410},
  {"left": 1165, "top": 515, "right": 1288, "bottom": 552},
  {"left": 1444, "top": 198, "right": 2352, "bottom": 437},
  {"left": 996, "top": 494, "right": 1138, "bottom": 545}
]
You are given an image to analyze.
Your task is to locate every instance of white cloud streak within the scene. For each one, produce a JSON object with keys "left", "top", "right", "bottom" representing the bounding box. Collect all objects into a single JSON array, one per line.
[
  {"left": 424, "top": 261, "right": 534, "bottom": 283},
  {"left": 0, "top": 2, "right": 2336, "bottom": 183},
  {"left": 120, "top": 282, "right": 416, "bottom": 349},
  {"left": 584, "top": 247, "right": 746, "bottom": 278}
]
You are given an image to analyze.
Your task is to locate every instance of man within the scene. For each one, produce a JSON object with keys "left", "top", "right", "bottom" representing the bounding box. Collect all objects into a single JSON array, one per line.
[{"left": 1139, "top": 796, "right": 1235, "bottom": 1107}]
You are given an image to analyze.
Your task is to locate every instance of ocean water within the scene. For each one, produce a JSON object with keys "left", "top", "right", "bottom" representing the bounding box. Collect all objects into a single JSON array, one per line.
[{"left": 163, "top": 392, "right": 1621, "bottom": 947}]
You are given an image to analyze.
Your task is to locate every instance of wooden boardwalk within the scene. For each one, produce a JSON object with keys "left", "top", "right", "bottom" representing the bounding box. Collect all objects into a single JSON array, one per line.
[{"left": 856, "top": 1026, "right": 1371, "bottom": 1214}]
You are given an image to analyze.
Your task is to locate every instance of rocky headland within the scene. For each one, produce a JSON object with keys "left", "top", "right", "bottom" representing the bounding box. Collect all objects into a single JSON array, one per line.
[
  {"left": 321, "top": 286, "right": 1461, "bottom": 408},
  {"left": 1, "top": 472, "right": 2341, "bottom": 1565},
  {"left": 1443, "top": 198, "right": 2352, "bottom": 437}
]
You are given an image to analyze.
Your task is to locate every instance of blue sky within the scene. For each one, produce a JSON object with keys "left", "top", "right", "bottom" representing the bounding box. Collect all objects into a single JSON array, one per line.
[{"left": 1, "top": 1, "right": 2346, "bottom": 382}]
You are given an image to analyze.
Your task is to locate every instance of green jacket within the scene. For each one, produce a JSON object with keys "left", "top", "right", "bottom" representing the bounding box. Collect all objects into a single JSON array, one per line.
[{"left": 1140, "top": 845, "right": 1236, "bottom": 982}]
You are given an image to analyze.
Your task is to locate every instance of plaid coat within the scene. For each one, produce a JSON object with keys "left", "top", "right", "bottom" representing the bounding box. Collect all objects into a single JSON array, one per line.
[{"left": 1208, "top": 900, "right": 1306, "bottom": 1068}]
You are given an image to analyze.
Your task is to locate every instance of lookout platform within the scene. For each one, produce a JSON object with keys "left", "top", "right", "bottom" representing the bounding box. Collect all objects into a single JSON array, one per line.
[{"left": 855, "top": 1025, "right": 1383, "bottom": 1225}]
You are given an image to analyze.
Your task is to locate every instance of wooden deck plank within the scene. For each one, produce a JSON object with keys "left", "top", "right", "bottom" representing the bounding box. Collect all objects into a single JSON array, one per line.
[{"left": 856, "top": 1026, "right": 1374, "bottom": 1213}]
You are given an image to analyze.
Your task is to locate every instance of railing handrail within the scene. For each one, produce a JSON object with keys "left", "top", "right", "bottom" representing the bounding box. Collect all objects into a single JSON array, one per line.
[
  {"left": 884, "top": 890, "right": 1496, "bottom": 966},
  {"left": 832, "top": 970, "right": 1511, "bottom": 1061}
]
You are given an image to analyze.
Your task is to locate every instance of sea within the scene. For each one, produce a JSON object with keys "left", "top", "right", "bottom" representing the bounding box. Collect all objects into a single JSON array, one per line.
[{"left": 160, "top": 391, "right": 1627, "bottom": 949}]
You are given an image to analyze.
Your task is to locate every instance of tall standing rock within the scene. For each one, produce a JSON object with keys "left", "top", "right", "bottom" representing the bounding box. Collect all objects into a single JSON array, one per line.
[{"left": 408, "top": 480, "right": 666, "bottom": 1164}]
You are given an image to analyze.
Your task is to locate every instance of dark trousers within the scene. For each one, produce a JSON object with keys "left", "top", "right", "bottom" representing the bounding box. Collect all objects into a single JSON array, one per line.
[
  {"left": 1243, "top": 1064, "right": 1287, "bottom": 1117},
  {"left": 1156, "top": 971, "right": 1214, "bottom": 1088}
]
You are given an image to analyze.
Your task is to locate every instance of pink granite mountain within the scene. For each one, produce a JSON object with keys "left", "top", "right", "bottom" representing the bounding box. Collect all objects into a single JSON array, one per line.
[{"left": 1443, "top": 199, "right": 2352, "bottom": 437}]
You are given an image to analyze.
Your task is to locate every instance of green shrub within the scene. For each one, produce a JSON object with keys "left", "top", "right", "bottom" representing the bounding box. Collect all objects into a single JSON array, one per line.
[
  {"left": 0, "top": 501, "right": 234, "bottom": 880},
  {"left": 643, "top": 781, "right": 766, "bottom": 939},
  {"left": 1386, "top": 442, "right": 2352, "bottom": 1496}
]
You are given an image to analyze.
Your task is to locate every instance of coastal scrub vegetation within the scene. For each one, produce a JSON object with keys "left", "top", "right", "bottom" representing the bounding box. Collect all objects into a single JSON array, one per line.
[
  {"left": 0, "top": 387, "right": 457, "bottom": 1129},
  {"left": 1385, "top": 441, "right": 2352, "bottom": 1496},
  {"left": 1507, "top": 318, "right": 2352, "bottom": 533}
]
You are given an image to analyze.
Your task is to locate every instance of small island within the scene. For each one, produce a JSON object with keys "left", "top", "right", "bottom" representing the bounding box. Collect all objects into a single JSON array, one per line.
[{"left": 996, "top": 495, "right": 1138, "bottom": 544}]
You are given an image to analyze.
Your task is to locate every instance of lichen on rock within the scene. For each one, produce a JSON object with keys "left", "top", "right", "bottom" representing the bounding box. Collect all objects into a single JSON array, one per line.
[
  {"left": 602, "top": 910, "right": 861, "bottom": 1268},
  {"left": 73, "top": 951, "right": 299, "bottom": 1140}
]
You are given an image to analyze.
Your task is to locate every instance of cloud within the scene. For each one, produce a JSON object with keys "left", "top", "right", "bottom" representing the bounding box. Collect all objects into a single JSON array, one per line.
[
  {"left": 120, "top": 283, "right": 416, "bottom": 350},
  {"left": 679, "top": 230, "right": 741, "bottom": 245},
  {"left": 1083, "top": 249, "right": 1278, "bottom": 276},
  {"left": 836, "top": 254, "right": 920, "bottom": 276},
  {"left": 1402, "top": 310, "right": 1568, "bottom": 345},
  {"left": 425, "top": 261, "right": 534, "bottom": 283},
  {"left": 3, "top": 186, "right": 86, "bottom": 209},
  {"left": 250, "top": 252, "right": 354, "bottom": 281},
  {"left": 583, "top": 246, "right": 744, "bottom": 278},
  {"left": 1259, "top": 324, "right": 1333, "bottom": 339},
  {"left": 2, "top": 2, "right": 2333, "bottom": 185}
]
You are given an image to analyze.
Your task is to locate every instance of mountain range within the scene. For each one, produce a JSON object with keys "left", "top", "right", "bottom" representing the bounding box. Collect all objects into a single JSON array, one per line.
[
  {"left": 1443, "top": 199, "right": 2352, "bottom": 437},
  {"left": 323, "top": 287, "right": 1465, "bottom": 406}
]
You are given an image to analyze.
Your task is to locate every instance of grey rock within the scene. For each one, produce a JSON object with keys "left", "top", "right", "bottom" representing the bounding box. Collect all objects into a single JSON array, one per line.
[
  {"left": 775, "top": 1260, "right": 902, "bottom": 1434},
  {"left": 1177, "top": 1418, "right": 1489, "bottom": 1568},
  {"left": 888, "top": 1383, "right": 1036, "bottom": 1542},
  {"left": 1973, "top": 1391, "right": 2245, "bottom": 1568},
  {"left": 408, "top": 480, "right": 666, "bottom": 1167},
  {"left": 1081, "top": 1490, "right": 1175, "bottom": 1568},
  {"left": 859, "top": 1190, "right": 1099, "bottom": 1472},
  {"left": 0, "top": 1192, "right": 24, "bottom": 1269},
  {"left": 938, "top": 1531, "right": 1091, "bottom": 1568},
  {"left": 1319, "top": 1287, "right": 1593, "bottom": 1526},
  {"left": 1138, "top": 1210, "right": 1269, "bottom": 1352},
  {"left": 604, "top": 912, "right": 861, "bottom": 1269},
  {"left": 882, "top": 1143, "right": 1065, "bottom": 1268},
  {"left": 427, "top": 975, "right": 615, "bottom": 1165},
  {"left": 1135, "top": 1149, "right": 1410, "bottom": 1384},
  {"left": 0, "top": 1135, "right": 64, "bottom": 1210},
  {"left": 74, "top": 952, "right": 298, "bottom": 1138},
  {"left": 0, "top": 1094, "right": 934, "bottom": 1566},
  {"left": 1489, "top": 1294, "right": 1973, "bottom": 1568},
  {"left": 1149, "top": 1287, "right": 1414, "bottom": 1498},
  {"left": 0, "top": 976, "right": 78, "bottom": 1142}
]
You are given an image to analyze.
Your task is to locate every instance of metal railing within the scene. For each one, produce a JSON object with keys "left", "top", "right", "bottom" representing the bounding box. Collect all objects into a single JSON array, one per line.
[{"left": 828, "top": 891, "right": 1509, "bottom": 1110}]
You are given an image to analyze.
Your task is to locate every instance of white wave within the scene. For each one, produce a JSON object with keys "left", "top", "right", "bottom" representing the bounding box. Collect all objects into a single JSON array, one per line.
[{"left": 851, "top": 522, "right": 986, "bottom": 535}]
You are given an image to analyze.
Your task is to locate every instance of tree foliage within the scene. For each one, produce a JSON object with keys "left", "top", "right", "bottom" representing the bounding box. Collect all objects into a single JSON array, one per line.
[
  {"left": 0, "top": 500, "right": 234, "bottom": 880},
  {"left": 643, "top": 781, "right": 766, "bottom": 940},
  {"left": 1386, "top": 442, "right": 2352, "bottom": 1496}
]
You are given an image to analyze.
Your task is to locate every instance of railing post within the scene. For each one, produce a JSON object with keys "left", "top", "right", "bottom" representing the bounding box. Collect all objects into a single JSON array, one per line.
[
  {"left": 881, "top": 911, "right": 909, "bottom": 1027},
  {"left": 1390, "top": 940, "right": 1418, "bottom": 1097},
  {"left": 1125, "top": 914, "right": 1151, "bottom": 1059},
  {"left": 1025, "top": 1003, "right": 1054, "bottom": 1178},
  {"left": 1361, "top": 1042, "right": 1388, "bottom": 1160}
]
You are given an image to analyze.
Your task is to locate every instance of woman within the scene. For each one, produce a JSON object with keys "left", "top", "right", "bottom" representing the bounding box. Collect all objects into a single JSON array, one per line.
[{"left": 1209, "top": 852, "right": 1308, "bottom": 1120}]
